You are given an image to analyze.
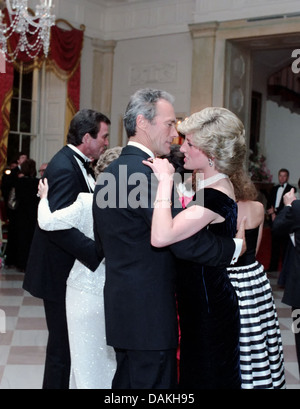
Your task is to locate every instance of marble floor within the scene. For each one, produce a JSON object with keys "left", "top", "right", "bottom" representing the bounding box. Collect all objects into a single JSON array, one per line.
[{"left": 0, "top": 267, "right": 299, "bottom": 389}]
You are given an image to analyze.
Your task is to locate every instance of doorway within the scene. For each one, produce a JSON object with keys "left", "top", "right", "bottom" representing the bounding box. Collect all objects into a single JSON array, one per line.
[
  {"left": 190, "top": 16, "right": 300, "bottom": 186},
  {"left": 226, "top": 36, "right": 300, "bottom": 186}
]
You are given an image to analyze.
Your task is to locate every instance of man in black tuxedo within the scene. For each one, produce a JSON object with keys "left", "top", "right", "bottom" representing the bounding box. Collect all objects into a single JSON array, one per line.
[
  {"left": 3, "top": 152, "right": 28, "bottom": 266},
  {"left": 23, "top": 109, "right": 110, "bottom": 389},
  {"left": 93, "top": 89, "right": 244, "bottom": 389},
  {"left": 272, "top": 189, "right": 300, "bottom": 374},
  {"left": 267, "top": 168, "right": 296, "bottom": 275},
  {"left": 1, "top": 152, "right": 28, "bottom": 204}
]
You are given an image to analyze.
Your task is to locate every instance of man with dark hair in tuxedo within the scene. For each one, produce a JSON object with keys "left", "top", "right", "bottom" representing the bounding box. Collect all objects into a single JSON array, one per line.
[
  {"left": 273, "top": 188, "right": 300, "bottom": 375},
  {"left": 267, "top": 168, "right": 296, "bottom": 277},
  {"left": 23, "top": 109, "right": 110, "bottom": 389}
]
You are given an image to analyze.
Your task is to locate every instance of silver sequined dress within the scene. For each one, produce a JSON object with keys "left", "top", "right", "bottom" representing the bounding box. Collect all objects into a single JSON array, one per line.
[{"left": 38, "top": 193, "right": 116, "bottom": 389}]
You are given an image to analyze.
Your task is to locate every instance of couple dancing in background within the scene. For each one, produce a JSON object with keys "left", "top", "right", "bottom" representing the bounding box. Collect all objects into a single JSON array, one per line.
[
  {"left": 23, "top": 109, "right": 112, "bottom": 389},
  {"left": 37, "top": 147, "right": 122, "bottom": 389},
  {"left": 25, "top": 88, "right": 285, "bottom": 389}
]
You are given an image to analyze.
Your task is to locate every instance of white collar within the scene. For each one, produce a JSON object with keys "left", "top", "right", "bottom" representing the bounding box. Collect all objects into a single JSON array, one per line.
[
  {"left": 197, "top": 173, "right": 229, "bottom": 190},
  {"left": 68, "top": 144, "right": 91, "bottom": 162},
  {"left": 177, "top": 182, "right": 195, "bottom": 198},
  {"left": 128, "top": 141, "right": 155, "bottom": 159}
]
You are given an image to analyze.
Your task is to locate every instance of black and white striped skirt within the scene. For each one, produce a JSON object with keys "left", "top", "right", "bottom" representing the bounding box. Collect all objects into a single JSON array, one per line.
[{"left": 228, "top": 261, "right": 286, "bottom": 389}]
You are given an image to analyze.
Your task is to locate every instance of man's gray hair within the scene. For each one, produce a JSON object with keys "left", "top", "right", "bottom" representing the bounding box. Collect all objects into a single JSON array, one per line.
[{"left": 123, "top": 88, "right": 175, "bottom": 138}]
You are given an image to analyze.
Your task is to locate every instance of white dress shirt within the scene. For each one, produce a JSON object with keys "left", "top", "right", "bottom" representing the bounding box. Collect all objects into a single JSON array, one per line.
[
  {"left": 127, "top": 141, "right": 155, "bottom": 159},
  {"left": 275, "top": 183, "right": 287, "bottom": 209},
  {"left": 68, "top": 144, "right": 95, "bottom": 192}
]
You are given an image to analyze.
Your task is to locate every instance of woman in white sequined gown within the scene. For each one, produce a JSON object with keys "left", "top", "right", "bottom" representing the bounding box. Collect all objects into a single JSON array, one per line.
[{"left": 37, "top": 183, "right": 116, "bottom": 389}]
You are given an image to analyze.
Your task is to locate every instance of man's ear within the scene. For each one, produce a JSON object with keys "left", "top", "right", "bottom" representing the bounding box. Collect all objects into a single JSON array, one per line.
[
  {"left": 82, "top": 133, "right": 91, "bottom": 145},
  {"left": 136, "top": 114, "right": 147, "bottom": 131}
]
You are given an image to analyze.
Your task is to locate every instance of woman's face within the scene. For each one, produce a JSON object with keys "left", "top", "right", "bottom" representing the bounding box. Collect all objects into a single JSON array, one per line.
[{"left": 180, "top": 133, "right": 209, "bottom": 171}]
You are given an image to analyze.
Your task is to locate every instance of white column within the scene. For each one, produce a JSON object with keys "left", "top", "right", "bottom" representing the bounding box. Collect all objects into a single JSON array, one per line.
[
  {"left": 189, "top": 22, "right": 219, "bottom": 113},
  {"left": 91, "top": 39, "right": 116, "bottom": 119}
]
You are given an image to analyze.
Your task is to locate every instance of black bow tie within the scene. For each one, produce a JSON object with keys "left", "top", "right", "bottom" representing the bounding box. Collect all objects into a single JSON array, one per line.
[{"left": 73, "top": 153, "right": 95, "bottom": 178}]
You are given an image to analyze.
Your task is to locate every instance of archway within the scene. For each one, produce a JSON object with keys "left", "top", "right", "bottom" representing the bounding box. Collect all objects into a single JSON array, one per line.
[{"left": 189, "top": 17, "right": 300, "bottom": 185}]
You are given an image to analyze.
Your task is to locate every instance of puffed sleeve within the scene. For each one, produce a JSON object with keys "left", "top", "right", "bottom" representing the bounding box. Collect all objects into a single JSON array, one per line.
[{"left": 38, "top": 196, "right": 83, "bottom": 231}]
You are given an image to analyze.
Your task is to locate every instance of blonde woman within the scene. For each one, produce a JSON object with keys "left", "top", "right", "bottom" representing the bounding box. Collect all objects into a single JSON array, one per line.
[
  {"left": 227, "top": 175, "right": 286, "bottom": 389},
  {"left": 144, "top": 107, "right": 246, "bottom": 389},
  {"left": 37, "top": 147, "right": 122, "bottom": 389}
]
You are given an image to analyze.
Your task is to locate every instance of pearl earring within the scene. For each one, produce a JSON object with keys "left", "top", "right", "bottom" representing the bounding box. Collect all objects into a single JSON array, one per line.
[{"left": 208, "top": 158, "right": 214, "bottom": 167}]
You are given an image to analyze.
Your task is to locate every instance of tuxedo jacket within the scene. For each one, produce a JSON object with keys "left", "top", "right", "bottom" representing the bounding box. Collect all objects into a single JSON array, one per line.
[
  {"left": 273, "top": 200, "right": 300, "bottom": 307},
  {"left": 1, "top": 166, "right": 21, "bottom": 205},
  {"left": 93, "top": 145, "right": 236, "bottom": 351},
  {"left": 23, "top": 145, "right": 101, "bottom": 303},
  {"left": 267, "top": 183, "right": 296, "bottom": 214}
]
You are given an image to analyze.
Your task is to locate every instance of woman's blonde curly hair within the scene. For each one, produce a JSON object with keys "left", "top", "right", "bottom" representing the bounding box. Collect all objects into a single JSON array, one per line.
[
  {"left": 178, "top": 107, "right": 256, "bottom": 199},
  {"left": 94, "top": 146, "right": 123, "bottom": 178},
  {"left": 177, "top": 107, "right": 246, "bottom": 177}
]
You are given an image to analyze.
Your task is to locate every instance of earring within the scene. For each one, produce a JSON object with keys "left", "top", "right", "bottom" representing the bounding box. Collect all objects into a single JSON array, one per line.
[{"left": 208, "top": 158, "right": 214, "bottom": 167}]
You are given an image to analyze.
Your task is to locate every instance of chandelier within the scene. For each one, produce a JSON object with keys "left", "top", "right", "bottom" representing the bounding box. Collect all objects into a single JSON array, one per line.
[{"left": 0, "top": 0, "right": 55, "bottom": 62}]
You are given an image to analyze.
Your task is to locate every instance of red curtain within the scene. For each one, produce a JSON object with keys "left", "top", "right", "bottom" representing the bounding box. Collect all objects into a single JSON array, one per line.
[
  {"left": 0, "top": 62, "right": 14, "bottom": 172},
  {"left": 48, "top": 24, "right": 84, "bottom": 113},
  {"left": 0, "top": 9, "right": 84, "bottom": 173}
]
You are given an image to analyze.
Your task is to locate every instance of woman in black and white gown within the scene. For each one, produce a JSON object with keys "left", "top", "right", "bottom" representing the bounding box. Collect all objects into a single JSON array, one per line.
[{"left": 227, "top": 176, "right": 286, "bottom": 389}]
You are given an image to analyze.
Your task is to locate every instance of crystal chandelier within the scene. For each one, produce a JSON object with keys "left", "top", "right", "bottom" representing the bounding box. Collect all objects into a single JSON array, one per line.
[{"left": 0, "top": 0, "right": 55, "bottom": 62}]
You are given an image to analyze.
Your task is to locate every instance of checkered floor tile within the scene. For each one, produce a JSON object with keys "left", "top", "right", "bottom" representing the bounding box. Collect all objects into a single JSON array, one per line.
[{"left": 0, "top": 267, "right": 299, "bottom": 389}]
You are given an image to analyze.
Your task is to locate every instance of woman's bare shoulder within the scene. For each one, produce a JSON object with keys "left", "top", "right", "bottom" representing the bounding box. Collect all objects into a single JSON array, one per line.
[{"left": 237, "top": 200, "right": 264, "bottom": 228}]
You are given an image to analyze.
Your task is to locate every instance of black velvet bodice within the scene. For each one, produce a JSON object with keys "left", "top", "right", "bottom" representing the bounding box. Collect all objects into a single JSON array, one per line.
[{"left": 235, "top": 227, "right": 259, "bottom": 266}]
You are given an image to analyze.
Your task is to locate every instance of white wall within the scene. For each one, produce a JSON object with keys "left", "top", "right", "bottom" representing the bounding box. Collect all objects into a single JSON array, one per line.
[
  {"left": 46, "top": 0, "right": 300, "bottom": 180},
  {"left": 251, "top": 52, "right": 300, "bottom": 187},
  {"left": 80, "top": 36, "right": 94, "bottom": 110},
  {"left": 265, "top": 101, "right": 300, "bottom": 186},
  {"left": 110, "top": 33, "right": 193, "bottom": 147},
  {"left": 194, "top": 0, "right": 300, "bottom": 23},
  {"left": 68, "top": 0, "right": 300, "bottom": 42}
]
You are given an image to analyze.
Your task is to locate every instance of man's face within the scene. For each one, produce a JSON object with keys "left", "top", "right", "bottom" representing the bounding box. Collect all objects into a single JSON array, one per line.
[
  {"left": 85, "top": 122, "right": 110, "bottom": 160},
  {"left": 39, "top": 164, "right": 47, "bottom": 178},
  {"left": 278, "top": 171, "right": 289, "bottom": 185},
  {"left": 18, "top": 155, "right": 28, "bottom": 165},
  {"left": 145, "top": 99, "right": 178, "bottom": 156}
]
